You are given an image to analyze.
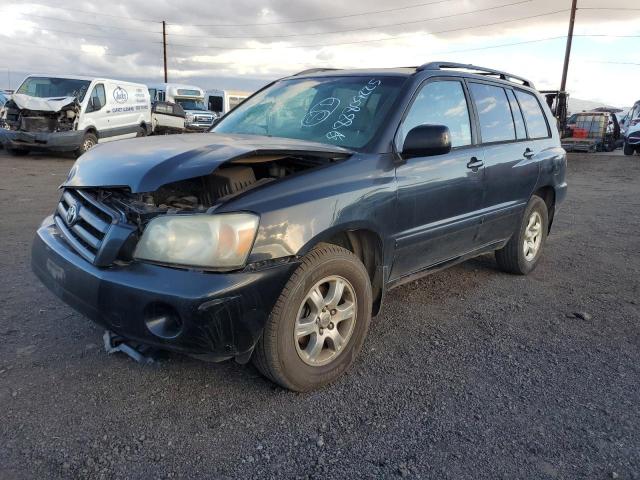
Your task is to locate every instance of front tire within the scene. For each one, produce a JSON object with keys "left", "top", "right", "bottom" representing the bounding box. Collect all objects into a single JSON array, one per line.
[
  {"left": 75, "top": 132, "right": 97, "bottom": 158},
  {"left": 623, "top": 142, "right": 635, "bottom": 156},
  {"left": 253, "top": 243, "right": 372, "bottom": 391},
  {"left": 495, "top": 195, "right": 548, "bottom": 275}
]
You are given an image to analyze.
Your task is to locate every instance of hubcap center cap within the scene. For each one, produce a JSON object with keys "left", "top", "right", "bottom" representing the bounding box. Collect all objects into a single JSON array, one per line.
[{"left": 318, "top": 311, "right": 331, "bottom": 328}]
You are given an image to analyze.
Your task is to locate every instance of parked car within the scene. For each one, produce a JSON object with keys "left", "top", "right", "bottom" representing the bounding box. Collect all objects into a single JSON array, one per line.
[
  {"left": 561, "top": 111, "right": 620, "bottom": 152},
  {"left": 31, "top": 62, "right": 567, "bottom": 391},
  {"left": 0, "top": 75, "right": 151, "bottom": 157},
  {"left": 148, "top": 83, "right": 217, "bottom": 131},
  {"left": 204, "top": 89, "right": 252, "bottom": 117},
  {"left": 151, "top": 101, "right": 186, "bottom": 134},
  {"left": 623, "top": 100, "right": 640, "bottom": 155}
]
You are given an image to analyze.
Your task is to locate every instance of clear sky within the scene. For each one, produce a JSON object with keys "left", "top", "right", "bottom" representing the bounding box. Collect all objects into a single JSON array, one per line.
[{"left": 0, "top": 0, "right": 638, "bottom": 106}]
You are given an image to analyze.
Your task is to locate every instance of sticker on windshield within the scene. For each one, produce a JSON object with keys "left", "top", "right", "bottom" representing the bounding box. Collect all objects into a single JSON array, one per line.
[
  {"left": 325, "top": 79, "right": 381, "bottom": 143},
  {"left": 301, "top": 97, "right": 341, "bottom": 127}
]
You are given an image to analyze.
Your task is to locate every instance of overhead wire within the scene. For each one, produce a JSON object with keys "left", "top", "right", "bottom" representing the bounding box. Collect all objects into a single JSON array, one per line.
[{"left": 166, "top": 0, "right": 533, "bottom": 39}]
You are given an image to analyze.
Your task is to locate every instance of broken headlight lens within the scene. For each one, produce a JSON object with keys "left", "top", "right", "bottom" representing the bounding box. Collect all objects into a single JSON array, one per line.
[{"left": 133, "top": 213, "right": 259, "bottom": 269}]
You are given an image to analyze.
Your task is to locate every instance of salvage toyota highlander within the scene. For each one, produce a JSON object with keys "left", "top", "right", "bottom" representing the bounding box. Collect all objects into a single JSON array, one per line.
[{"left": 32, "top": 62, "right": 567, "bottom": 391}]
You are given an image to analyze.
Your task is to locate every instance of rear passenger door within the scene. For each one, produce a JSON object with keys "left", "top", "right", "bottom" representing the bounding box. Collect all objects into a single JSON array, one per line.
[
  {"left": 392, "top": 78, "right": 485, "bottom": 279},
  {"left": 466, "top": 81, "right": 542, "bottom": 245}
]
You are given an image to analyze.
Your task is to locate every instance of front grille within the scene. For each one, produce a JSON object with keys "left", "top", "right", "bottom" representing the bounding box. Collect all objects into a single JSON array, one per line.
[
  {"left": 194, "top": 115, "right": 213, "bottom": 124},
  {"left": 54, "top": 189, "right": 115, "bottom": 263}
]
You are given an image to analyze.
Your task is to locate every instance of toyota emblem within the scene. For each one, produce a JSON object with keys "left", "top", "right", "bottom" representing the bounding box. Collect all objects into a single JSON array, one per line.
[{"left": 66, "top": 204, "right": 80, "bottom": 226}]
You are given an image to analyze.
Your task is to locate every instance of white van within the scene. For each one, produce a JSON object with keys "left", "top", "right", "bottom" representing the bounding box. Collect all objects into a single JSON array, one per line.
[
  {"left": 204, "top": 89, "right": 251, "bottom": 117},
  {"left": 623, "top": 100, "right": 640, "bottom": 155},
  {"left": 148, "top": 83, "right": 216, "bottom": 131},
  {"left": 0, "top": 75, "right": 151, "bottom": 157}
]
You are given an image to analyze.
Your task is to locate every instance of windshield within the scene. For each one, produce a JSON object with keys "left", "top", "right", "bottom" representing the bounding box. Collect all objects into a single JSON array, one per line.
[
  {"left": 176, "top": 99, "right": 207, "bottom": 111},
  {"left": 16, "top": 77, "right": 91, "bottom": 101},
  {"left": 213, "top": 76, "right": 406, "bottom": 149}
]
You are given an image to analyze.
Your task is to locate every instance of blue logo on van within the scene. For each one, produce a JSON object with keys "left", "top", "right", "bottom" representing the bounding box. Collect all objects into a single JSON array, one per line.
[{"left": 113, "top": 87, "right": 128, "bottom": 103}]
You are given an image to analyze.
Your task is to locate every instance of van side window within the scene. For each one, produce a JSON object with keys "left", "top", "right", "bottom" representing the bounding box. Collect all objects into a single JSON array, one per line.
[
  {"left": 400, "top": 80, "right": 472, "bottom": 148},
  {"left": 87, "top": 84, "right": 106, "bottom": 112},
  {"left": 506, "top": 90, "right": 527, "bottom": 139},
  {"left": 469, "top": 83, "right": 515, "bottom": 143},
  {"left": 514, "top": 90, "right": 550, "bottom": 139},
  {"left": 158, "top": 91, "right": 165, "bottom": 102}
]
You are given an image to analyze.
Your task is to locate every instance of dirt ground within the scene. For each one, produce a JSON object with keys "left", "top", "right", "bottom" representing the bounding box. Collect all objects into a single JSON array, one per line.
[{"left": 0, "top": 149, "right": 639, "bottom": 480}]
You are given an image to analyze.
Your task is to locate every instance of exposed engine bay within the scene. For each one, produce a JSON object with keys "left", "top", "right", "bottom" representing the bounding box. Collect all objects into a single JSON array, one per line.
[
  {"left": 97, "top": 154, "right": 337, "bottom": 229},
  {"left": 2, "top": 95, "right": 79, "bottom": 133}
]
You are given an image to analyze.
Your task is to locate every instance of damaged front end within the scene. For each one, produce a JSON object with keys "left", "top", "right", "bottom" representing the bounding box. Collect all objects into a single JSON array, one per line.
[
  {"left": 32, "top": 134, "right": 352, "bottom": 362},
  {"left": 3, "top": 94, "right": 80, "bottom": 133},
  {"left": 0, "top": 94, "right": 83, "bottom": 152}
]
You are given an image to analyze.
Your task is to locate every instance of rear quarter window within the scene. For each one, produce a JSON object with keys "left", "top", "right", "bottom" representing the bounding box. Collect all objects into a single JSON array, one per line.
[{"left": 515, "top": 90, "right": 550, "bottom": 139}]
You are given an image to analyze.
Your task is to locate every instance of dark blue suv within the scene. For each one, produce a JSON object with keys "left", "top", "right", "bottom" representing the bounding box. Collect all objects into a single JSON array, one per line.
[{"left": 32, "top": 62, "right": 567, "bottom": 391}]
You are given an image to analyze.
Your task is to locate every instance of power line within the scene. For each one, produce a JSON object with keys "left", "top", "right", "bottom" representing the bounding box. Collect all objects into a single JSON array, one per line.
[
  {"left": 166, "top": 9, "right": 570, "bottom": 50},
  {"left": 7, "top": 12, "right": 162, "bottom": 33},
  {"left": 587, "top": 60, "right": 640, "bottom": 66},
  {"left": 167, "top": 0, "right": 532, "bottom": 39},
  {"left": 7, "top": 3, "right": 162, "bottom": 23},
  {"left": 0, "top": 39, "right": 139, "bottom": 57},
  {"left": 578, "top": 7, "right": 640, "bottom": 11},
  {"left": 28, "top": 25, "right": 159, "bottom": 42},
  {"left": 171, "top": 0, "right": 458, "bottom": 28}
]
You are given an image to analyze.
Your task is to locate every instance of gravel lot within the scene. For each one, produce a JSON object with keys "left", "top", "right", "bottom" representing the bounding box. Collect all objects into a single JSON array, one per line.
[{"left": 1, "top": 149, "right": 639, "bottom": 480}]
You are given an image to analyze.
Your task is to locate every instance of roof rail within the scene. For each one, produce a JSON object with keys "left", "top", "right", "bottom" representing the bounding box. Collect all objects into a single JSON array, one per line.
[
  {"left": 292, "top": 68, "right": 340, "bottom": 76},
  {"left": 416, "top": 62, "right": 534, "bottom": 88}
]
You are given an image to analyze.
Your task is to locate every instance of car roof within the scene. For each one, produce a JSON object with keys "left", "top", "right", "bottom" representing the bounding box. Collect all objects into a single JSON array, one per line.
[{"left": 286, "top": 64, "right": 537, "bottom": 91}]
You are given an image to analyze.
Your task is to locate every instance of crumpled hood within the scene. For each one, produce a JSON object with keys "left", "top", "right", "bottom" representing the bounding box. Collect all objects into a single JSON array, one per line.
[
  {"left": 10, "top": 94, "right": 77, "bottom": 112},
  {"left": 63, "top": 132, "right": 353, "bottom": 193}
]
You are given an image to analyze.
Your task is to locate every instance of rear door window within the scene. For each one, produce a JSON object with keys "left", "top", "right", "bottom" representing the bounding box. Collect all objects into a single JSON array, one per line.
[
  {"left": 506, "top": 90, "right": 527, "bottom": 139},
  {"left": 469, "top": 83, "right": 515, "bottom": 143},
  {"left": 400, "top": 80, "right": 472, "bottom": 148},
  {"left": 514, "top": 90, "right": 550, "bottom": 139}
]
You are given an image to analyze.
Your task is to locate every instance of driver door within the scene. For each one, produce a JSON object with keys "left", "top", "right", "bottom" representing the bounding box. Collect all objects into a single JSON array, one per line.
[
  {"left": 391, "top": 78, "right": 485, "bottom": 280},
  {"left": 82, "top": 83, "right": 109, "bottom": 136}
]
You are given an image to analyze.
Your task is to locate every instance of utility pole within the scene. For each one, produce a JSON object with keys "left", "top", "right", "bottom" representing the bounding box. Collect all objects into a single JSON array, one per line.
[
  {"left": 162, "top": 20, "right": 168, "bottom": 83},
  {"left": 560, "top": 0, "right": 577, "bottom": 91}
]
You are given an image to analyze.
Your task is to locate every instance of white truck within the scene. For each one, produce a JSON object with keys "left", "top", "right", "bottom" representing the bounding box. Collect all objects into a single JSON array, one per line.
[
  {"left": 147, "top": 83, "right": 216, "bottom": 131},
  {"left": 0, "top": 75, "right": 151, "bottom": 157},
  {"left": 204, "top": 89, "right": 251, "bottom": 117}
]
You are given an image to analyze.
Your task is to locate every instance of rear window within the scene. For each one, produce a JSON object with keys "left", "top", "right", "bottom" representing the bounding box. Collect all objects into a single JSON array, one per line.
[
  {"left": 469, "top": 83, "right": 515, "bottom": 143},
  {"left": 515, "top": 90, "right": 550, "bottom": 139}
]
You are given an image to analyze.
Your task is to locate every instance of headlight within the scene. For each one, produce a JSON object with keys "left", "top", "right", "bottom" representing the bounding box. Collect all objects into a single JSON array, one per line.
[
  {"left": 133, "top": 213, "right": 259, "bottom": 269},
  {"left": 185, "top": 113, "right": 194, "bottom": 121}
]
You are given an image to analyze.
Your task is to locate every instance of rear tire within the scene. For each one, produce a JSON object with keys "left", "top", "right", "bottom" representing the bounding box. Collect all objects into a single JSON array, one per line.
[
  {"left": 137, "top": 124, "right": 148, "bottom": 137},
  {"left": 253, "top": 243, "right": 372, "bottom": 392},
  {"left": 623, "top": 142, "right": 635, "bottom": 156},
  {"left": 5, "top": 147, "right": 29, "bottom": 156},
  {"left": 75, "top": 132, "right": 97, "bottom": 158},
  {"left": 495, "top": 195, "right": 548, "bottom": 275}
]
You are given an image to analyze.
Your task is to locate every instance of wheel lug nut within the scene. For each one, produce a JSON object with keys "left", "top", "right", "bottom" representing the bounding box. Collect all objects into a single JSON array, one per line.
[
  {"left": 330, "top": 309, "right": 337, "bottom": 316},
  {"left": 328, "top": 323, "right": 334, "bottom": 330},
  {"left": 319, "top": 327, "right": 324, "bottom": 335}
]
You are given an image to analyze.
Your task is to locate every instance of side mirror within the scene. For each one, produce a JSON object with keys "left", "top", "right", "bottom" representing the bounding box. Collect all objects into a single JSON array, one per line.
[{"left": 402, "top": 124, "right": 452, "bottom": 158}]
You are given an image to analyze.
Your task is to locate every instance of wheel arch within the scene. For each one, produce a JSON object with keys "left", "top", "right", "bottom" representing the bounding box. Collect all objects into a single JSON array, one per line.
[
  {"left": 533, "top": 185, "right": 556, "bottom": 233},
  {"left": 299, "top": 224, "right": 386, "bottom": 316}
]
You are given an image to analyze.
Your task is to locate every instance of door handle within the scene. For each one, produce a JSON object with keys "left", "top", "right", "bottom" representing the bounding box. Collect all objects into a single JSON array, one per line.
[
  {"left": 466, "top": 157, "right": 484, "bottom": 169},
  {"left": 523, "top": 148, "right": 535, "bottom": 159}
]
